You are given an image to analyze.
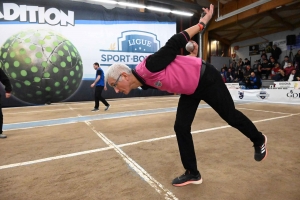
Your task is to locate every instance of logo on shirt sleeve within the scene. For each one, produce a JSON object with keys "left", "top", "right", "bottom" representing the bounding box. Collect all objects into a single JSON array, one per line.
[{"left": 154, "top": 80, "right": 162, "bottom": 87}]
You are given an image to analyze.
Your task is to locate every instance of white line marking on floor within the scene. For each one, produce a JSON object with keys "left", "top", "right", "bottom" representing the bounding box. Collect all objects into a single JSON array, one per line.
[
  {"left": 1, "top": 112, "right": 299, "bottom": 172},
  {"left": 3, "top": 96, "right": 179, "bottom": 110},
  {"left": 84, "top": 121, "right": 178, "bottom": 200},
  {"left": 0, "top": 147, "right": 112, "bottom": 170},
  {"left": 3, "top": 99, "right": 178, "bottom": 115},
  {"left": 236, "top": 107, "right": 293, "bottom": 115}
]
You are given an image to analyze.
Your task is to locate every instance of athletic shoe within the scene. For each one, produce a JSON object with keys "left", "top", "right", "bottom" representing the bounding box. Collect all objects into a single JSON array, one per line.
[
  {"left": 254, "top": 134, "right": 267, "bottom": 161},
  {"left": 91, "top": 108, "right": 99, "bottom": 112},
  {"left": 104, "top": 105, "right": 110, "bottom": 111},
  {"left": 0, "top": 134, "right": 7, "bottom": 138},
  {"left": 172, "top": 170, "right": 202, "bottom": 187}
]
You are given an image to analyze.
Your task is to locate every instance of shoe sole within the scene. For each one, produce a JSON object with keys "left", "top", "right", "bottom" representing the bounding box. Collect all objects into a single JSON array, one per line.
[
  {"left": 261, "top": 134, "right": 268, "bottom": 161},
  {"left": 172, "top": 178, "right": 203, "bottom": 187}
]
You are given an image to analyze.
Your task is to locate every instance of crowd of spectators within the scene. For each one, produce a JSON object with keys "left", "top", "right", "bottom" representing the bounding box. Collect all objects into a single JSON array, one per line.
[{"left": 219, "top": 46, "right": 300, "bottom": 89}]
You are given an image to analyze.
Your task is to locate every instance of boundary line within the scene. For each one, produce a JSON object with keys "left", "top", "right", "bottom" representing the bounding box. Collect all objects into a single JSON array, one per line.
[
  {"left": 1, "top": 112, "right": 298, "bottom": 171},
  {"left": 84, "top": 121, "right": 178, "bottom": 200}
]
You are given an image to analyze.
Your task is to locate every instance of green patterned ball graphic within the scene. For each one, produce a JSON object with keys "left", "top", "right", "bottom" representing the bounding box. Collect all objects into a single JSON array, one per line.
[{"left": 0, "top": 29, "right": 83, "bottom": 104}]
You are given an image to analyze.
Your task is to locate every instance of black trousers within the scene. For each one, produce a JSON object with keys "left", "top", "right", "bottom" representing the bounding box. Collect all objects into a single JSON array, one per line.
[
  {"left": 94, "top": 86, "right": 109, "bottom": 109},
  {"left": 174, "top": 63, "right": 264, "bottom": 175}
]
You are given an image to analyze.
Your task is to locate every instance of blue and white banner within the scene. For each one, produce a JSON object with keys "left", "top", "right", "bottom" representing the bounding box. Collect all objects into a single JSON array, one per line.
[{"left": 229, "top": 89, "right": 300, "bottom": 104}]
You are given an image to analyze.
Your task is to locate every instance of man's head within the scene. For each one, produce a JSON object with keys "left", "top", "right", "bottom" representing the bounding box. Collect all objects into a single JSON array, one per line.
[
  {"left": 291, "top": 69, "right": 296, "bottom": 75},
  {"left": 93, "top": 62, "right": 100, "bottom": 70},
  {"left": 270, "top": 58, "right": 275, "bottom": 63},
  {"left": 246, "top": 65, "right": 251, "bottom": 70},
  {"left": 284, "top": 56, "right": 289, "bottom": 61},
  {"left": 287, "top": 62, "right": 292, "bottom": 67},
  {"left": 250, "top": 72, "right": 255, "bottom": 77},
  {"left": 106, "top": 63, "right": 137, "bottom": 94}
]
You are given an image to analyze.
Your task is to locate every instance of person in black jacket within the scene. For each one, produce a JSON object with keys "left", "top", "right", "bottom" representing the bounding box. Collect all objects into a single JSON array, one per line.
[
  {"left": 0, "top": 68, "right": 12, "bottom": 138},
  {"left": 270, "top": 44, "right": 282, "bottom": 62}
]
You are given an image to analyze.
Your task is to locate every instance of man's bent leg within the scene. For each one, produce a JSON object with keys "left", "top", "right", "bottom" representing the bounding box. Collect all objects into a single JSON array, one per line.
[{"left": 201, "top": 65, "right": 266, "bottom": 161}]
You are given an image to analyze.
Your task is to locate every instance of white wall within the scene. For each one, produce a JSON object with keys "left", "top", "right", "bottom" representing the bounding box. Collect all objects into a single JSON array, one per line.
[
  {"left": 231, "top": 27, "right": 300, "bottom": 63},
  {"left": 211, "top": 56, "right": 231, "bottom": 71}
]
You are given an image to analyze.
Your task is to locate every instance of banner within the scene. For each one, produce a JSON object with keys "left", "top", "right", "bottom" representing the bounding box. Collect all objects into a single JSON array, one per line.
[
  {"left": 273, "top": 39, "right": 287, "bottom": 51},
  {"left": 259, "top": 42, "right": 272, "bottom": 53},
  {"left": 249, "top": 45, "right": 259, "bottom": 55},
  {"left": 0, "top": 1, "right": 176, "bottom": 105},
  {"left": 229, "top": 89, "right": 300, "bottom": 104},
  {"left": 225, "top": 83, "right": 240, "bottom": 89},
  {"left": 273, "top": 81, "right": 300, "bottom": 89}
]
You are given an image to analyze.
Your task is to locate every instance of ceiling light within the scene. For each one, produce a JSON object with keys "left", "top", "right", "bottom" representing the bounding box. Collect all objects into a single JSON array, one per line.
[
  {"left": 71, "top": 0, "right": 194, "bottom": 16},
  {"left": 118, "top": 2, "right": 146, "bottom": 9},
  {"left": 89, "top": 0, "right": 117, "bottom": 4},
  {"left": 215, "top": 0, "right": 271, "bottom": 22},
  {"left": 146, "top": 6, "right": 171, "bottom": 13},
  {"left": 171, "top": 10, "right": 193, "bottom": 16}
]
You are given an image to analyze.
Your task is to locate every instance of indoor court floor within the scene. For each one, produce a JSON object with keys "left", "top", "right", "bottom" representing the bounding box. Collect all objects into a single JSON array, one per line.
[{"left": 0, "top": 96, "right": 299, "bottom": 200}]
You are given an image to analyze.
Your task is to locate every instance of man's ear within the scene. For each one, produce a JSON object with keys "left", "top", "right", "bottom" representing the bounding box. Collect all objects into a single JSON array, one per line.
[{"left": 121, "top": 72, "right": 129, "bottom": 80}]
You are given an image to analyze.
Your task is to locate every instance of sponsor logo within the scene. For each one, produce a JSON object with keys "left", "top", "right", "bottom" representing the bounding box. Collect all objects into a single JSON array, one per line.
[
  {"left": 257, "top": 91, "right": 269, "bottom": 99},
  {"left": 100, "top": 30, "right": 160, "bottom": 68},
  {"left": 287, "top": 90, "right": 300, "bottom": 98},
  {"left": 154, "top": 81, "right": 162, "bottom": 87},
  {"left": 226, "top": 83, "right": 240, "bottom": 89},
  {"left": 0, "top": 3, "right": 74, "bottom": 26},
  {"left": 238, "top": 91, "right": 244, "bottom": 99}
]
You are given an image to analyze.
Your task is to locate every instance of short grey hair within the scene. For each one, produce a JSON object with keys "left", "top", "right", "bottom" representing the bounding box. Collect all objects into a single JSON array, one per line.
[{"left": 105, "top": 63, "right": 132, "bottom": 82}]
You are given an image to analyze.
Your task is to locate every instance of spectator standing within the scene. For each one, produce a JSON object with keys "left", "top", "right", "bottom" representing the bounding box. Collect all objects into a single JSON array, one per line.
[
  {"left": 293, "top": 50, "right": 300, "bottom": 70},
  {"left": 90, "top": 62, "right": 110, "bottom": 112},
  {"left": 0, "top": 68, "right": 12, "bottom": 139},
  {"left": 271, "top": 44, "right": 282, "bottom": 62}
]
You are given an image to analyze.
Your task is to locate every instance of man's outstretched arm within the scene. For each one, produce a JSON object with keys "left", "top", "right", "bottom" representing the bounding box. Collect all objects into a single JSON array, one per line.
[{"left": 145, "top": 4, "right": 214, "bottom": 72}]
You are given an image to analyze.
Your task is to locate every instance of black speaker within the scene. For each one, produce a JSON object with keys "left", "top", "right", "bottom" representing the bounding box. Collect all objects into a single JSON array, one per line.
[{"left": 286, "top": 35, "right": 296, "bottom": 45}]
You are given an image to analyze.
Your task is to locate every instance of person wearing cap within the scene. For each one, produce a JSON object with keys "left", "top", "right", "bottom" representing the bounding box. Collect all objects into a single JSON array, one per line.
[{"left": 0, "top": 68, "right": 12, "bottom": 139}]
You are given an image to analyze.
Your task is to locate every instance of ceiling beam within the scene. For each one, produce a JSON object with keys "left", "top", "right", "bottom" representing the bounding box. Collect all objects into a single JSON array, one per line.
[
  {"left": 228, "top": 11, "right": 300, "bottom": 37},
  {"left": 212, "top": 12, "right": 269, "bottom": 32},
  {"left": 269, "top": 12, "right": 294, "bottom": 30},
  {"left": 208, "top": 0, "right": 296, "bottom": 31},
  {"left": 230, "top": 23, "right": 300, "bottom": 43},
  {"left": 209, "top": 32, "right": 231, "bottom": 45},
  {"left": 275, "top": 2, "right": 300, "bottom": 11}
]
